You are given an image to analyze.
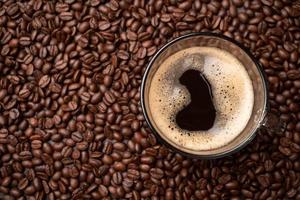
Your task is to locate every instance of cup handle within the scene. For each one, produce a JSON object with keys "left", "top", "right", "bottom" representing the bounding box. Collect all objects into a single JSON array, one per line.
[{"left": 261, "top": 112, "right": 286, "bottom": 134}]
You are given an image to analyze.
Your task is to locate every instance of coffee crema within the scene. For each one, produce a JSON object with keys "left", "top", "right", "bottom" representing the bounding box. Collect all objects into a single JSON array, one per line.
[{"left": 148, "top": 47, "right": 254, "bottom": 151}]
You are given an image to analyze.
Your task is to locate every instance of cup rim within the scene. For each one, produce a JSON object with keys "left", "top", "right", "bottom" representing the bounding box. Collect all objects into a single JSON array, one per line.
[{"left": 140, "top": 32, "right": 269, "bottom": 159}]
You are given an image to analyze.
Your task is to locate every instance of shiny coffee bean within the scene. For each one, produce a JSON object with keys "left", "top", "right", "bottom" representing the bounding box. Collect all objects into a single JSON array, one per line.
[{"left": 0, "top": 0, "right": 299, "bottom": 199}]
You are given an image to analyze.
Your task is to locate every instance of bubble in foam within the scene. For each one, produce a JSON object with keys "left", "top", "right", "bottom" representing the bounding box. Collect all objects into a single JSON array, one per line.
[{"left": 148, "top": 47, "right": 254, "bottom": 151}]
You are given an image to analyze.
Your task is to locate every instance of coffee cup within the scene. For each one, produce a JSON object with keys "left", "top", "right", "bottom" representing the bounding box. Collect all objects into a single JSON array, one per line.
[{"left": 141, "top": 33, "right": 285, "bottom": 159}]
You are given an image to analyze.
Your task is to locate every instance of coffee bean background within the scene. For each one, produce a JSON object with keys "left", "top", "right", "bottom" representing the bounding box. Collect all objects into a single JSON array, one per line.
[{"left": 0, "top": 0, "right": 300, "bottom": 199}]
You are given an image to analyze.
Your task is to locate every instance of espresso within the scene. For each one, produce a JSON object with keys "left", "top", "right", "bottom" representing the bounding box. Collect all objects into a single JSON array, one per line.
[{"left": 148, "top": 47, "right": 254, "bottom": 151}]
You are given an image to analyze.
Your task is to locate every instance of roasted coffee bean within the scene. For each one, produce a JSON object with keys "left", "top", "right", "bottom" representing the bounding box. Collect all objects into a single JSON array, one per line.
[
  {"left": 18, "top": 178, "right": 29, "bottom": 190},
  {"left": 0, "top": 0, "right": 299, "bottom": 199},
  {"left": 99, "top": 21, "right": 111, "bottom": 31},
  {"left": 19, "top": 37, "right": 31, "bottom": 46},
  {"left": 38, "top": 75, "right": 51, "bottom": 88},
  {"left": 150, "top": 168, "right": 164, "bottom": 179},
  {"left": 59, "top": 12, "right": 73, "bottom": 21},
  {"left": 98, "top": 185, "right": 108, "bottom": 197},
  {"left": 19, "top": 88, "right": 31, "bottom": 99},
  {"left": 112, "top": 172, "right": 123, "bottom": 185}
]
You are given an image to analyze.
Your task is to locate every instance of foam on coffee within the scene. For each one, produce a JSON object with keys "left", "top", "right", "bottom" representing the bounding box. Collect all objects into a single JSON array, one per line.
[{"left": 148, "top": 47, "right": 254, "bottom": 151}]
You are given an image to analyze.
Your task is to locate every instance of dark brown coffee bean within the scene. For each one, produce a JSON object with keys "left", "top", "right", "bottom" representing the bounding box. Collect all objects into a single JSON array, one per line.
[
  {"left": 55, "top": 60, "right": 67, "bottom": 70},
  {"left": 71, "top": 132, "right": 83, "bottom": 142},
  {"left": 6, "top": 3, "right": 19, "bottom": 16},
  {"left": 117, "top": 50, "right": 129, "bottom": 60},
  {"left": 257, "top": 175, "right": 271, "bottom": 188},
  {"left": 31, "top": 140, "right": 42, "bottom": 149},
  {"left": 91, "top": 93, "right": 102, "bottom": 104},
  {"left": 33, "top": 178, "right": 42, "bottom": 191},
  {"left": 38, "top": 75, "right": 51, "bottom": 88},
  {"left": 103, "top": 75, "right": 113, "bottom": 87},
  {"left": 229, "top": 4, "right": 237, "bottom": 17},
  {"left": 99, "top": 21, "right": 111, "bottom": 31},
  {"left": 18, "top": 178, "right": 29, "bottom": 190},
  {"left": 10, "top": 188, "right": 21, "bottom": 197},
  {"left": 98, "top": 185, "right": 108, "bottom": 197},
  {"left": 179, "top": 1, "right": 192, "bottom": 10},
  {"left": 19, "top": 88, "right": 31, "bottom": 99},
  {"left": 241, "top": 189, "right": 253, "bottom": 198},
  {"left": 9, "top": 108, "right": 19, "bottom": 120},
  {"left": 238, "top": 12, "right": 248, "bottom": 23},
  {"left": 55, "top": 3, "right": 69, "bottom": 12},
  {"left": 78, "top": 22, "right": 90, "bottom": 33},
  {"left": 278, "top": 48, "right": 289, "bottom": 60},
  {"left": 112, "top": 172, "right": 123, "bottom": 185},
  {"left": 150, "top": 168, "right": 164, "bottom": 179},
  {"left": 104, "top": 91, "right": 116, "bottom": 105},
  {"left": 0, "top": 0, "right": 299, "bottom": 198},
  {"left": 114, "top": 162, "right": 126, "bottom": 171},
  {"left": 19, "top": 37, "right": 31, "bottom": 46},
  {"left": 290, "top": 51, "right": 299, "bottom": 63},
  {"left": 24, "top": 185, "right": 36, "bottom": 195},
  {"left": 68, "top": 101, "right": 78, "bottom": 111},
  {"left": 126, "top": 31, "right": 136, "bottom": 41},
  {"left": 125, "top": 169, "right": 139, "bottom": 182},
  {"left": 225, "top": 181, "right": 239, "bottom": 190},
  {"left": 261, "top": 0, "right": 273, "bottom": 6},
  {"left": 59, "top": 12, "right": 73, "bottom": 21}
]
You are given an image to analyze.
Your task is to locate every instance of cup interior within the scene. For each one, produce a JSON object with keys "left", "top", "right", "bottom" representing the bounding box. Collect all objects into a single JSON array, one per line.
[{"left": 141, "top": 33, "right": 268, "bottom": 158}]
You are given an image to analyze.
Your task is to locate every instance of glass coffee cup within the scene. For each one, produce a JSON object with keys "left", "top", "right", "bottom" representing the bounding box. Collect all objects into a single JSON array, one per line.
[{"left": 141, "top": 33, "right": 285, "bottom": 159}]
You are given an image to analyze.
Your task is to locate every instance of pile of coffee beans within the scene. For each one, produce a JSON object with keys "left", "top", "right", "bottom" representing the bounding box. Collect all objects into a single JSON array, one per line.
[{"left": 0, "top": 0, "right": 299, "bottom": 199}]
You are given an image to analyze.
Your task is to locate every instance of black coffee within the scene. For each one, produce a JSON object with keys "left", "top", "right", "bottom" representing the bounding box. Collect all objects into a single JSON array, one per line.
[
  {"left": 148, "top": 47, "right": 254, "bottom": 151},
  {"left": 176, "top": 69, "right": 216, "bottom": 131}
]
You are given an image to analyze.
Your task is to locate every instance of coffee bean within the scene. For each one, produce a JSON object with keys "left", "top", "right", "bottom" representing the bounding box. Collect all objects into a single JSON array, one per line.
[
  {"left": 104, "top": 91, "right": 116, "bottom": 105},
  {"left": 10, "top": 188, "right": 21, "bottom": 197},
  {"left": 33, "top": 178, "right": 42, "bottom": 191},
  {"left": 49, "top": 82, "right": 62, "bottom": 93},
  {"left": 103, "top": 75, "right": 113, "bottom": 87},
  {"left": 24, "top": 185, "right": 36, "bottom": 195},
  {"left": 78, "top": 22, "right": 90, "bottom": 33},
  {"left": 112, "top": 172, "right": 123, "bottom": 185},
  {"left": 18, "top": 88, "right": 31, "bottom": 99},
  {"left": 257, "top": 175, "right": 271, "bottom": 188},
  {"left": 8, "top": 108, "right": 19, "bottom": 120},
  {"left": 18, "top": 178, "right": 29, "bottom": 190},
  {"left": 55, "top": 60, "right": 67, "bottom": 70},
  {"left": 99, "top": 21, "right": 111, "bottom": 31},
  {"left": 38, "top": 75, "right": 51, "bottom": 88},
  {"left": 238, "top": 12, "right": 249, "bottom": 23},
  {"left": 0, "top": 0, "right": 299, "bottom": 199},
  {"left": 67, "top": 101, "right": 78, "bottom": 111},
  {"left": 150, "top": 168, "right": 164, "bottom": 179},
  {"left": 19, "top": 37, "right": 31, "bottom": 46},
  {"left": 117, "top": 50, "right": 129, "bottom": 60},
  {"left": 179, "top": 1, "right": 192, "bottom": 10},
  {"left": 287, "top": 70, "right": 300, "bottom": 80},
  {"left": 59, "top": 12, "right": 73, "bottom": 21},
  {"left": 71, "top": 132, "right": 83, "bottom": 142},
  {"left": 261, "top": 0, "right": 273, "bottom": 6},
  {"left": 6, "top": 3, "right": 19, "bottom": 16},
  {"left": 290, "top": 51, "right": 299, "bottom": 63},
  {"left": 114, "top": 162, "right": 126, "bottom": 171},
  {"left": 98, "top": 185, "right": 108, "bottom": 197},
  {"left": 278, "top": 48, "right": 289, "bottom": 60},
  {"left": 225, "top": 181, "right": 239, "bottom": 190},
  {"left": 229, "top": 4, "right": 237, "bottom": 17},
  {"left": 241, "top": 189, "right": 253, "bottom": 198},
  {"left": 90, "top": 93, "right": 102, "bottom": 104}
]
